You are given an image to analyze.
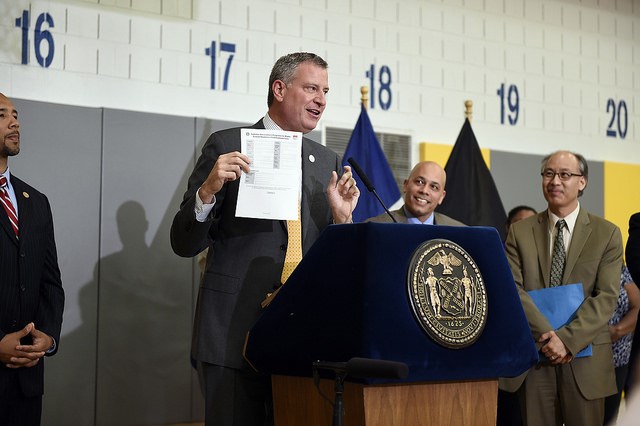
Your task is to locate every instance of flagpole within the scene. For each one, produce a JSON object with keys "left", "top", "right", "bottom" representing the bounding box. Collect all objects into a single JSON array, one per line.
[{"left": 464, "top": 100, "right": 473, "bottom": 122}]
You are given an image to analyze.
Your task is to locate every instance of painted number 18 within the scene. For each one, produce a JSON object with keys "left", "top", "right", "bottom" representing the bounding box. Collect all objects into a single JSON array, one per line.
[{"left": 366, "top": 65, "right": 392, "bottom": 110}]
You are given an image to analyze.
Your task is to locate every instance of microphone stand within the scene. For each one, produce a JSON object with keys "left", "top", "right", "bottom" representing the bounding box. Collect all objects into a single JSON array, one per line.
[
  {"left": 370, "top": 189, "right": 397, "bottom": 223},
  {"left": 347, "top": 157, "right": 398, "bottom": 223},
  {"left": 332, "top": 371, "right": 347, "bottom": 426}
]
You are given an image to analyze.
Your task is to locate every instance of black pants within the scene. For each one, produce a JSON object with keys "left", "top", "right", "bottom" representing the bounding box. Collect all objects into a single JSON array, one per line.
[
  {"left": 0, "top": 394, "right": 42, "bottom": 426},
  {"left": 198, "top": 362, "right": 273, "bottom": 426},
  {"left": 604, "top": 364, "right": 629, "bottom": 425}
]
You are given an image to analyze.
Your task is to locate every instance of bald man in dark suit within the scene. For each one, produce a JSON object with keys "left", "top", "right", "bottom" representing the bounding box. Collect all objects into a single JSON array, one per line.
[
  {"left": 0, "top": 93, "right": 65, "bottom": 426},
  {"left": 500, "top": 151, "right": 622, "bottom": 426}
]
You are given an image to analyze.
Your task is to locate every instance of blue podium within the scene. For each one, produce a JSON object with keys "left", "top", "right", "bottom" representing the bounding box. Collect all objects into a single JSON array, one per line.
[{"left": 244, "top": 223, "right": 537, "bottom": 425}]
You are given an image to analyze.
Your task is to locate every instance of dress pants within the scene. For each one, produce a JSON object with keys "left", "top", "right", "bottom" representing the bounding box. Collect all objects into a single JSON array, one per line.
[
  {"left": 517, "top": 362, "right": 604, "bottom": 426},
  {"left": 0, "top": 394, "right": 43, "bottom": 426},
  {"left": 198, "top": 361, "right": 273, "bottom": 426}
]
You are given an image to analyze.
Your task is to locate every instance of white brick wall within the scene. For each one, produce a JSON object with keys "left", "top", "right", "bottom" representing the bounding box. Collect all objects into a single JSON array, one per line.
[
  {"left": 1, "top": 0, "right": 638, "bottom": 161},
  {"left": 161, "top": 22, "right": 190, "bottom": 53}
]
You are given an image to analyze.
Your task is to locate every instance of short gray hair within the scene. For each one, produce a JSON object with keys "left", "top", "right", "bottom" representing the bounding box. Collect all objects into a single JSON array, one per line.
[{"left": 267, "top": 52, "right": 328, "bottom": 107}]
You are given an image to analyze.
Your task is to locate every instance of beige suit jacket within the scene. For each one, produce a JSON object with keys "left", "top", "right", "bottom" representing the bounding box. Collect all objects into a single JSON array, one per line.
[
  {"left": 366, "top": 206, "right": 465, "bottom": 226},
  {"left": 499, "top": 208, "right": 622, "bottom": 400}
]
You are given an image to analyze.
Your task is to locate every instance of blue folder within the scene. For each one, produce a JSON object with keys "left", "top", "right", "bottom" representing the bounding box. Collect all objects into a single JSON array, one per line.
[{"left": 528, "top": 283, "right": 592, "bottom": 358}]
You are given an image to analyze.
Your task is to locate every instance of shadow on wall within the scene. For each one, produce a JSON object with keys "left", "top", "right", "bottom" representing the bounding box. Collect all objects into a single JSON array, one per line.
[
  {"left": 96, "top": 200, "right": 190, "bottom": 425},
  {"left": 46, "top": 201, "right": 195, "bottom": 426}
]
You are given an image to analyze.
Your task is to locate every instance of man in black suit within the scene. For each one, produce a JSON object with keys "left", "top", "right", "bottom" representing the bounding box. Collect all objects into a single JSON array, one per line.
[
  {"left": 171, "top": 53, "right": 359, "bottom": 425},
  {"left": 0, "top": 93, "right": 65, "bottom": 426}
]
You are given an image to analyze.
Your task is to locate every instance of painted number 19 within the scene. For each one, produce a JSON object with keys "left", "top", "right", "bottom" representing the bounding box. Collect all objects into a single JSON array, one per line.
[{"left": 497, "top": 83, "right": 519, "bottom": 125}]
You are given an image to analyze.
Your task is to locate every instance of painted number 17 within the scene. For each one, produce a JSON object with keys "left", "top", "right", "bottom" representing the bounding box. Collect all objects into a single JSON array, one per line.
[{"left": 205, "top": 41, "right": 236, "bottom": 91}]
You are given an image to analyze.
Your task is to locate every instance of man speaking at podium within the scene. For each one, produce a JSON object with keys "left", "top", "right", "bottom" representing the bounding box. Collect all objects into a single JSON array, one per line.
[
  {"left": 171, "top": 53, "right": 359, "bottom": 425},
  {"left": 367, "top": 160, "right": 463, "bottom": 226},
  {"left": 500, "top": 151, "right": 622, "bottom": 426}
]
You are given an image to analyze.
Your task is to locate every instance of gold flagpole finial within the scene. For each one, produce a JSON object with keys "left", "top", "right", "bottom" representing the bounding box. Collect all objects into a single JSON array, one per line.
[
  {"left": 464, "top": 100, "right": 473, "bottom": 122},
  {"left": 360, "top": 86, "right": 369, "bottom": 110}
]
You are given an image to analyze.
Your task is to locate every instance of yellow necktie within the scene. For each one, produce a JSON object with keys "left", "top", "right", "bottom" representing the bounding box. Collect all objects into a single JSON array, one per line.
[{"left": 281, "top": 201, "right": 303, "bottom": 284}]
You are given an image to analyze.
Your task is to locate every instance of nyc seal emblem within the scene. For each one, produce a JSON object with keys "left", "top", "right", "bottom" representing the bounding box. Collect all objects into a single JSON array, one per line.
[{"left": 407, "top": 239, "right": 487, "bottom": 349}]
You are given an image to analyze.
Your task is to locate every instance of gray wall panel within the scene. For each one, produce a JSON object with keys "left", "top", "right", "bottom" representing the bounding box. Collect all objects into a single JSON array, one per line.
[
  {"left": 97, "top": 109, "right": 195, "bottom": 425},
  {"left": 492, "top": 150, "right": 604, "bottom": 224},
  {"left": 11, "top": 99, "right": 102, "bottom": 426}
]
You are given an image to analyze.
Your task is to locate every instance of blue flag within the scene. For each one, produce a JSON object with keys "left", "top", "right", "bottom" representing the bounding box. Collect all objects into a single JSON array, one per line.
[{"left": 342, "top": 105, "right": 401, "bottom": 222}]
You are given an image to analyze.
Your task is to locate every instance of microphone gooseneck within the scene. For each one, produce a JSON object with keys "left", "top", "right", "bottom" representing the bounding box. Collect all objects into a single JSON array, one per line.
[{"left": 347, "top": 157, "right": 398, "bottom": 223}]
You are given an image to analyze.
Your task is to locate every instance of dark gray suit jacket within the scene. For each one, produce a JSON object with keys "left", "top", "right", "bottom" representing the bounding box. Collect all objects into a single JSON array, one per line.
[
  {"left": 170, "top": 120, "right": 341, "bottom": 369},
  {"left": 367, "top": 206, "right": 465, "bottom": 226},
  {"left": 499, "top": 208, "right": 622, "bottom": 400},
  {"left": 0, "top": 174, "right": 64, "bottom": 397}
]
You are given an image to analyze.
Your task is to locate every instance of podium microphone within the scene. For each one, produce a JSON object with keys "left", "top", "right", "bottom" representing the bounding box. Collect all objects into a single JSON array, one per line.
[
  {"left": 313, "top": 357, "right": 409, "bottom": 379},
  {"left": 347, "top": 157, "right": 398, "bottom": 223},
  {"left": 312, "top": 357, "right": 409, "bottom": 426}
]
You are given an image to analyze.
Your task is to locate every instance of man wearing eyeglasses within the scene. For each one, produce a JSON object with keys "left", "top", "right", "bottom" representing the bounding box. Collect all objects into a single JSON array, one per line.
[{"left": 499, "top": 150, "right": 622, "bottom": 426}]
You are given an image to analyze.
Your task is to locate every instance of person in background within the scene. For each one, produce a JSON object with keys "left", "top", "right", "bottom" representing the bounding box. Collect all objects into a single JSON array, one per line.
[
  {"left": 505, "top": 205, "right": 537, "bottom": 238},
  {"left": 0, "top": 93, "right": 65, "bottom": 426},
  {"left": 366, "top": 160, "right": 463, "bottom": 225},
  {"left": 170, "top": 52, "right": 359, "bottom": 426},
  {"left": 623, "top": 212, "right": 640, "bottom": 396},
  {"left": 604, "top": 265, "right": 640, "bottom": 425}
]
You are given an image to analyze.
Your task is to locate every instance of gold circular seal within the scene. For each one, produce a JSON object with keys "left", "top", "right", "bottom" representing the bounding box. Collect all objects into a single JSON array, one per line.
[{"left": 407, "top": 239, "right": 487, "bottom": 349}]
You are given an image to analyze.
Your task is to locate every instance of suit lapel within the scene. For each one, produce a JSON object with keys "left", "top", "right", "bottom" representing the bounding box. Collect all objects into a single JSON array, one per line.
[
  {"left": 396, "top": 208, "right": 409, "bottom": 223},
  {"left": 563, "top": 208, "right": 591, "bottom": 283},
  {"left": 0, "top": 203, "right": 17, "bottom": 243},
  {"left": 534, "top": 212, "right": 551, "bottom": 287},
  {"left": 300, "top": 138, "right": 311, "bottom": 248}
]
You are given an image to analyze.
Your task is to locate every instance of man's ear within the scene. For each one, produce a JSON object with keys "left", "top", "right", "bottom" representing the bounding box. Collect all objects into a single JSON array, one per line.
[
  {"left": 272, "top": 80, "right": 286, "bottom": 102},
  {"left": 437, "top": 190, "right": 447, "bottom": 205}
]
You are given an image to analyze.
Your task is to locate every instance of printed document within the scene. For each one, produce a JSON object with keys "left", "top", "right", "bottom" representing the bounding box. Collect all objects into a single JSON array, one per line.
[{"left": 235, "top": 129, "right": 302, "bottom": 220}]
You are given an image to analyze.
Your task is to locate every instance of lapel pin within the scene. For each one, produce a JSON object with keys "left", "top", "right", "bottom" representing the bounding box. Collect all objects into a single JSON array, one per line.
[
  {"left": 23, "top": 192, "right": 29, "bottom": 198},
  {"left": 308, "top": 154, "right": 315, "bottom": 163}
]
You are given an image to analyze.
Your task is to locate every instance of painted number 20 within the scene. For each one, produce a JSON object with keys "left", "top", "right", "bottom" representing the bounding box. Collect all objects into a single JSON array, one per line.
[{"left": 605, "top": 99, "right": 627, "bottom": 139}]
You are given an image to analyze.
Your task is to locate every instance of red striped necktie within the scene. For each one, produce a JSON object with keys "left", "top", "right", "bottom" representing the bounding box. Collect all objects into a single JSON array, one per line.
[{"left": 0, "top": 176, "right": 19, "bottom": 237}]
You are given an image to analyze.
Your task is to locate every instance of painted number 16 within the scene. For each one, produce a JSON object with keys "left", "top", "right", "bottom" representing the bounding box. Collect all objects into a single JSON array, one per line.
[{"left": 15, "top": 10, "right": 55, "bottom": 67}]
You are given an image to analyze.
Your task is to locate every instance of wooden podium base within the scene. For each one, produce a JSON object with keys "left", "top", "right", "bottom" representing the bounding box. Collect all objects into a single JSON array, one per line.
[{"left": 272, "top": 375, "right": 497, "bottom": 426}]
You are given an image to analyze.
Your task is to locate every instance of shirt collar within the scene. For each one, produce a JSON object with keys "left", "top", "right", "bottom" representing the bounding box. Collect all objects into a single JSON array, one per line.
[
  {"left": 0, "top": 167, "right": 11, "bottom": 184},
  {"left": 404, "top": 206, "right": 435, "bottom": 225},
  {"left": 548, "top": 203, "right": 580, "bottom": 235},
  {"left": 263, "top": 113, "right": 282, "bottom": 131}
]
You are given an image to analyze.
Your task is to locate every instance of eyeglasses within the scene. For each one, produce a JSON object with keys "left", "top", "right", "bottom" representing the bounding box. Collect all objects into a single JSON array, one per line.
[{"left": 541, "top": 170, "right": 583, "bottom": 181}]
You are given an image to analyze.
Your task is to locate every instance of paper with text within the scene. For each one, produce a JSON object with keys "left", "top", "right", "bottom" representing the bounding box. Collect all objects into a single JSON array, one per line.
[{"left": 235, "top": 129, "right": 302, "bottom": 220}]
